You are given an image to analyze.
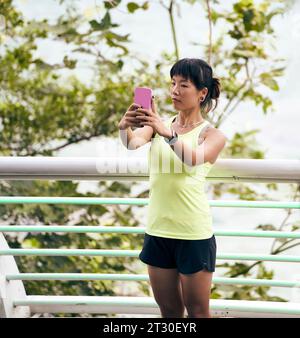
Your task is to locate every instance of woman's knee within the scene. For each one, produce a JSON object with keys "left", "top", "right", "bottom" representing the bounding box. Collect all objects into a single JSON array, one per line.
[
  {"left": 185, "top": 304, "right": 211, "bottom": 318},
  {"left": 187, "top": 311, "right": 211, "bottom": 318},
  {"left": 159, "top": 303, "right": 185, "bottom": 318},
  {"left": 184, "top": 302, "right": 210, "bottom": 318},
  {"left": 152, "top": 285, "right": 185, "bottom": 316}
]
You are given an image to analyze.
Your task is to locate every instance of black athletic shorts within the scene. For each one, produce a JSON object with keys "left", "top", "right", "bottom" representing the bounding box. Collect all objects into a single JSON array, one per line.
[{"left": 139, "top": 233, "right": 217, "bottom": 274}]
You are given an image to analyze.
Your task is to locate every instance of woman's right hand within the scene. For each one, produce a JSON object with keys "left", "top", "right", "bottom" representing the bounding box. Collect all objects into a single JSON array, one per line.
[{"left": 118, "top": 103, "right": 142, "bottom": 130}]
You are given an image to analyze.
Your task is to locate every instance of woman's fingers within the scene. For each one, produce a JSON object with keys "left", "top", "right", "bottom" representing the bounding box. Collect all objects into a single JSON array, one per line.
[
  {"left": 135, "top": 115, "right": 150, "bottom": 121},
  {"left": 128, "top": 103, "right": 141, "bottom": 111},
  {"left": 127, "top": 116, "right": 145, "bottom": 128},
  {"left": 135, "top": 115, "right": 152, "bottom": 127},
  {"left": 126, "top": 116, "right": 140, "bottom": 121},
  {"left": 127, "top": 117, "right": 142, "bottom": 127},
  {"left": 151, "top": 96, "right": 156, "bottom": 114},
  {"left": 126, "top": 110, "right": 140, "bottom": 117},
  {"left": 136, "top": 108, "right": 150, "bottom": 115}
]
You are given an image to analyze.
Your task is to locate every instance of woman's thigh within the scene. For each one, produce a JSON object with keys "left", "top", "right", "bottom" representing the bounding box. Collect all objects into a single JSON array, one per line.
[
  {"left": 179, "top": 269, "right": 213, "bottom": 316},
  {"left": 147, "top": 265, "right": 185, "bottom": 314}
]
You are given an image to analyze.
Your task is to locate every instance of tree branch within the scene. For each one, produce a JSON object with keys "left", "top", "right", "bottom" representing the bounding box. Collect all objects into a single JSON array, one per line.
[
  {"left": 165, "top": 0, "right": 179, "bottom": 60},
  {"left": 205, "top": 0, "right": 212, "bottom": 65},
  {"left": 273, "top": 241, "right": 300, "bottom": 255},
  {"left": 214, "top": 60, "right": 257, "bottom": 127},
  {"left": 270, "top": 183, "right": 300, "bottom": 253},
  {"left": 24, "top": 131, "right": 100, "bottom": 156}
]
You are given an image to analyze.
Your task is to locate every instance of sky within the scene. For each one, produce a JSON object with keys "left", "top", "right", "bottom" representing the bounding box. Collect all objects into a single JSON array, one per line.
[{"left": 12, "top": 0, "right": 300, "bottom": 160}]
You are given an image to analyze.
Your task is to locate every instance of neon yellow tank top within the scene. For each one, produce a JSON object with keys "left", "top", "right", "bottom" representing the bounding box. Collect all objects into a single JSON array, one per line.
[{"left": 146, "top": 115, "right": 214, "bottom": 240}]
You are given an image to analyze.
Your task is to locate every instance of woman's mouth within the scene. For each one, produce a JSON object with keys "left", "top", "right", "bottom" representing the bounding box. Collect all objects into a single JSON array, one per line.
[{"left": 172, "top": 98, "right": 181, "bottom": 102}]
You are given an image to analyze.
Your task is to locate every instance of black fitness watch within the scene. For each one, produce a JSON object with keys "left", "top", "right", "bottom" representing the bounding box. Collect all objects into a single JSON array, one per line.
[{"left": 164, "top": 129, "right": 178, "bottom": 145}]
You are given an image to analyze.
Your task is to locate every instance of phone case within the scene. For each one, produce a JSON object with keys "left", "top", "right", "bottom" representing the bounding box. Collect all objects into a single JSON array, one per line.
[{"left": 134, "top": 87, "right": 153, "bottom": 110}]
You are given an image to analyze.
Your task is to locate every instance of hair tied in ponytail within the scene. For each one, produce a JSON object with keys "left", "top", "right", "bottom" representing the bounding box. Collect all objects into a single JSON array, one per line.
[{"left": 211, "top": 77, "right": 220, "bottom": 100}]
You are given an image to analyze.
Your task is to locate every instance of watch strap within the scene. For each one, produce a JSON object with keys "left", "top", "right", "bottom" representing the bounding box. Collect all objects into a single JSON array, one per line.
[{"left": 164, "top": 128, "right": 178, "bottom": 145}]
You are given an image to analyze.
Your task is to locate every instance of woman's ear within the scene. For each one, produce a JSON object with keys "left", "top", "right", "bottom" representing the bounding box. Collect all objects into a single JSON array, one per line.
[
  {"left": 199, "top": 87, "right": 208, "bottom": 101},
  {"left": 202, "top": 87, "right": 208, "bottom": 96}
]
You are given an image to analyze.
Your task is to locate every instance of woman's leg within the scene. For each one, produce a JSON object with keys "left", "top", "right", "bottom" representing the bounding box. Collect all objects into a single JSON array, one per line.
[
  {"left": 179, "top": 269, "right": 213, "bottom": 318},
  {"left": 147, "top": 265, "right": 185, "bottom": 318}
]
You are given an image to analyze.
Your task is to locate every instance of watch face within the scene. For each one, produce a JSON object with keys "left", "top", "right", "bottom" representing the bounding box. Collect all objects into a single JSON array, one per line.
[{"left": 170, "top": 137, "right": 178, "bottom": 145}]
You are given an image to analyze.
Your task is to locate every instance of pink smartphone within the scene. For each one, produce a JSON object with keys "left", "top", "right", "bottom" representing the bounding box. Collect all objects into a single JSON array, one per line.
[{"left": 134, "top": 87, "right": 153, "bottom": 110}]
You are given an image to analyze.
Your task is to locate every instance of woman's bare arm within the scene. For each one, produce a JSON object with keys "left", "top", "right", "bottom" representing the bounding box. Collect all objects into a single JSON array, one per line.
[{"left": 169, "top": 127, "right": 227, "bottom": 166}]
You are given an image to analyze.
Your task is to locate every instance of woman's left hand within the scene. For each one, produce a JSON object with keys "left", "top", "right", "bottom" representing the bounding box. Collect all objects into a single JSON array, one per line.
[{"left": 135, "top": 97, "right": 172, "bottom": 139}]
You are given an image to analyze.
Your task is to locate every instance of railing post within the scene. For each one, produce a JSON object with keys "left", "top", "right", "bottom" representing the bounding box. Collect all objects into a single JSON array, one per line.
[{"left": 0, "top": 233, "right": 30, "bottom": 318}]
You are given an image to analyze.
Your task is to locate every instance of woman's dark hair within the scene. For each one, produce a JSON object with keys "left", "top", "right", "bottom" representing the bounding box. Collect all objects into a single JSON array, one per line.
[{"left": 170, "top": 58, "right": 220, "bottom": 117}]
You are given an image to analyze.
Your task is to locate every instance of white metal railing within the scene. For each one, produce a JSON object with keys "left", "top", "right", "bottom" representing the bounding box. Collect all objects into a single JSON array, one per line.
[
  {"left": 0, "top": 158, "right": 300, "bottom": 318},
  {"left": 0, "top": 157, "right": 300, "bottom": 182}
]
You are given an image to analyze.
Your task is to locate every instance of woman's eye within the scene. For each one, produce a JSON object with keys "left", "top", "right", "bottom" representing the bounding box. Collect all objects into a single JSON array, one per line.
[{"left": 171, "top": 83, "right": 187, "bottom": 87}]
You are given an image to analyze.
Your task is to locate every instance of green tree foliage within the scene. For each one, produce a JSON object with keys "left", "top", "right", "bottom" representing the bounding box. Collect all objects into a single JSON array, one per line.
[{"left": 0, "top": 0, "right": 152, "bottom": 317}]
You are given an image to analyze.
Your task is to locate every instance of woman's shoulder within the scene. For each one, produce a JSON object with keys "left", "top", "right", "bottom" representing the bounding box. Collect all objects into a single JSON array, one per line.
[{"left": 199, "top": 122, "right": 227, "bottom": 144}]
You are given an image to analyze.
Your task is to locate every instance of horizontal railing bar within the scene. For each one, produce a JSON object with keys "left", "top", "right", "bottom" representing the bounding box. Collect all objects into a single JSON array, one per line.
[
  {"left": 1, "top": 176, "right": 299, "bottom": 183},
  {"left": 0, "top": 249, "right": 141, "bottom": 257},
  {"left": 215, "top": 230, "right": 300, "bottom": 238},
  {"left": 0, "top": 197, "right": 299, "bottom": 209},
  {"left": 210, "top": 200, "right": 300, "bottom": 209},
  {"left": 1, "top": 157, "right": 300, "bottom": 183},
  {"left": 12, "top": 296, "right": 300, "bottom": 316},
  {"left": 0, "top": 197, "right": 148, "bottom": 206},
  {"left": 0, "top": 225, "right": 146, "bottom": 234},
  {"left": 1, "top": 249, "right": 299, "bottom": 262},
  {"left": 6, "top": 273, "right": 300, "bottom": 288},
  {"left": 0, "top": 226, "right": 300, "bottom": 238},
  {"left": 5, "top": 273, "right": 146, "bottom": 281}
]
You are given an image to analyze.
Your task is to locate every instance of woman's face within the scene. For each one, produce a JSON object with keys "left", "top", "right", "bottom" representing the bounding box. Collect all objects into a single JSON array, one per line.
[{"left": 170, "top": 74, "right": 206, "bottom": 110}]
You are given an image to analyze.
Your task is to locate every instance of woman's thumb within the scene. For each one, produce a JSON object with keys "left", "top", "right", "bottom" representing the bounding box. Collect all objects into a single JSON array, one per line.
[{"left": 151, "top": 95, "right": 156, "bottom": 113}]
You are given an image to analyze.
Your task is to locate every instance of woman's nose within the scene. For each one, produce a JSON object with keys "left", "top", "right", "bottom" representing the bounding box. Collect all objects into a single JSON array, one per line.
[{"left": 171, "top": 87, "right": 179, "bottom": 95}]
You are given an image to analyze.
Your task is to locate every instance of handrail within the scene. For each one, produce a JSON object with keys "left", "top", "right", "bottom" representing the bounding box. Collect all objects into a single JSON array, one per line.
[
  {"left": 0, "top": 196, "right": 299, "bottom": 209},
  {"left": 0, "top": 157, "right": 300, "bottom": 182},
  {"left": 5, "top": 273, "right": 300, "bottom": 288},
  {"left": 1, "top": 226, "right": 300, "bottom": 238},
  {"left": 1, "top": 249, "right": 299, "bottom": 262},
  {"left": 11, "top": 296, "right": 300, "bottom": 318}
]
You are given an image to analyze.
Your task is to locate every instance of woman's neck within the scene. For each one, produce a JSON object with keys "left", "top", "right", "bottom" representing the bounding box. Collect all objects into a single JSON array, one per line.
[{"left": 177, "top": 109, "right": 204, "bottom": 126}]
